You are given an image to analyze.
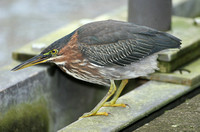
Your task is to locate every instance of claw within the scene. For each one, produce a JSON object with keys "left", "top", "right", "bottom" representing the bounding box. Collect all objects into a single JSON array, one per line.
[
  {"left": 178, "top": 68, "right": 191, "bottom": 74},
  {"left": 125, "top": 103, "right": 130, "bottom": 108}
]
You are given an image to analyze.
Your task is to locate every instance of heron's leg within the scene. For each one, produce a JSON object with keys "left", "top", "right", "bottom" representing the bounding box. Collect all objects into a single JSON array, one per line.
[
  {"left": 79, "top": 80, "right": 116, "bottom": 119},
  {"left": 103, "top": 79, "right": 128, "bottom": 107}
]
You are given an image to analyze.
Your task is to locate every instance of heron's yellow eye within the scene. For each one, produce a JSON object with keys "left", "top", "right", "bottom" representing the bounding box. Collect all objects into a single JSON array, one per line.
[{"left": 51, "top": 49, "right": 58, "bottom": 55}]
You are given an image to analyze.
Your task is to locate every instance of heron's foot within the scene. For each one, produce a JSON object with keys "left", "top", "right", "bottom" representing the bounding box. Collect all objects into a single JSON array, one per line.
[
  {"left": 79, "top": 111, "right": 109, "bottom": 119},
  {"left": 103, "top": 101, "right": 126, "bottom": 107}
]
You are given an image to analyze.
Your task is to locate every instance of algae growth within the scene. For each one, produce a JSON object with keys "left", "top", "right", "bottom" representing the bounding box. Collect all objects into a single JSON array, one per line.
[{"left": 0, "top": 100, "right": 49, "bottom": 132}]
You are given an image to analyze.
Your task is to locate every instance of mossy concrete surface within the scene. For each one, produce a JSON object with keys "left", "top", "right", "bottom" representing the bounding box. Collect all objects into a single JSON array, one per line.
[
  {"left": 158, "top": 16, "right": 200, "bottom": 72},
  {"left": 147, "top": 57, "right": 200, "bottom": 87},
  {"left": 0, "top": 64, "right": 52, "bottom": 132},
  {"left": 154, "top": 16, "right": 200, "bottom": 72},
  {"left": 0, "top": 63, "right": 111, "bottom": 132},
  {"left": 0, "top": 99, "right": 49, "bottom": 132},
  {"left": 134, "top": 88, "right": 200, "bottom": 132},
  {"left": 58, "top": 81, "right": 193, "bottom": 132}
]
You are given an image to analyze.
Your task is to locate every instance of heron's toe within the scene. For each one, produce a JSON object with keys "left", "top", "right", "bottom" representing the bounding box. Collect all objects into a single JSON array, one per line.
[
  {"left": 103, "top": 101, "right": 126, "bottom": 107},
  {"left": 79, "top": 111, "right": 109, "bottom": 119}
]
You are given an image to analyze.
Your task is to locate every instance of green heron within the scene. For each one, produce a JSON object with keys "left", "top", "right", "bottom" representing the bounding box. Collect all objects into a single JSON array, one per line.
[{"left": 12, "top": 20, "right": 181, "bottom": 118}]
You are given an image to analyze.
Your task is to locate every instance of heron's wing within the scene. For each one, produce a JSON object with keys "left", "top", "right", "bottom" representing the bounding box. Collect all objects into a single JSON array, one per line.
[{"left": 77, "top": 20, "right": 181, "bottom": 66}]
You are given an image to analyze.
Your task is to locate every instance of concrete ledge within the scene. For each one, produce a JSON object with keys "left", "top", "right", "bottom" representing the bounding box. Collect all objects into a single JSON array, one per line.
[
  {"left": 0, "top": 63, "right": 109, "bottom": 131},
  {"left": 133, "top": 86, "right": 200, "bottom": 132},
  {"left": 58, "top": 81, "right": 195, "bottom": 132},
  {"left": 147, "top": 57, "right": 200, "bottom": 86}
]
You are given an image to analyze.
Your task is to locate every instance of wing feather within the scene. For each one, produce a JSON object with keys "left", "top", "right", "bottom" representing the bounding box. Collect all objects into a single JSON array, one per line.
[{"left": 77, "top": 20, "right": 181, "bottom": 66}]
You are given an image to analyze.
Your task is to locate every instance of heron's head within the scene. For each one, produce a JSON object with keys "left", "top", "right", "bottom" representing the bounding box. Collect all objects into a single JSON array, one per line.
[
  {"left": 11, "top": 31, "right": 76, "bottom": 71},
  {"left": 11, "top": 31, "right": 73, "bottom": 72},
  {"left": 11, "top": 45, "right": 63, "bottom": 71}
]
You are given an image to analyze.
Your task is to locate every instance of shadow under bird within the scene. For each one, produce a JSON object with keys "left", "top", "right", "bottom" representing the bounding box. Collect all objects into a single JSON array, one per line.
[{"left": 12, "top": 20, "right": 181, "bottom": 118}]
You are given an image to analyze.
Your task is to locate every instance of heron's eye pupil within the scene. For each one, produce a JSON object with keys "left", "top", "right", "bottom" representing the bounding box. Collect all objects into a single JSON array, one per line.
[{"left": 51, "top": 49, "right": 58, "bottom": 55}]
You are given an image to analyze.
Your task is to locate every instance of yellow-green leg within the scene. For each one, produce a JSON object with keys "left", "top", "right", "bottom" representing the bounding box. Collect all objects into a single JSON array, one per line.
[
  {"left": 79, "top": 80, "right": 116, "bottom": 119},
  {"left": 103, "top": 79, "right": 128, "bottom": 107}
]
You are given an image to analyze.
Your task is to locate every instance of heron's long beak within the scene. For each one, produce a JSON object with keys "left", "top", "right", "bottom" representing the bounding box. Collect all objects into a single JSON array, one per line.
[{"left": 11, "top": 54, "right": 49, "bottom": 71}]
